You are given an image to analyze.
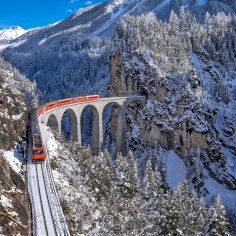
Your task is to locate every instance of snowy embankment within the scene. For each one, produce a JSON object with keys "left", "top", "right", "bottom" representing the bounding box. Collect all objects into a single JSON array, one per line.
[
  {"left": 2, "top": 149, "right": 24, "bottom": 178},
  {"left": 38, "top": 123, "right": 101, "bottom": 234},
  {"left": 166, "top": 150, "right": 187, "bottom": 189}
]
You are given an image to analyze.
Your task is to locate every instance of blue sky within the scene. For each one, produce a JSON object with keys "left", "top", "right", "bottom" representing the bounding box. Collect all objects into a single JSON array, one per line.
[{"left": 0, "top": 0, "right": 107, "bottom": 30}]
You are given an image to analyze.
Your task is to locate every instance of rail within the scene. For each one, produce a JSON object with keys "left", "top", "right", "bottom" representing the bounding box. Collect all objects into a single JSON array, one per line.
[
  {"left": 35, "top": 164, "right": 48, "bottom": 236},
  {"left": 44, "top": 155, "right": 70, "bottom": 236}
]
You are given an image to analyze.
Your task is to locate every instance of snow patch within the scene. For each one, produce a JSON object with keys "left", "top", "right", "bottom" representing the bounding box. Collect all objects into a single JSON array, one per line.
[
  {"left": 93, "top": 5, "right": 125, "bottom": 35},
  {"left": 166, "top": 150, "right": 187, "bottom": 189},
  {"left": 0, "top": 195, "right": 13, "bottom": 208},
  {"left": 12, "top": 113, "right": 22, "bottom": 120},
  {"left": 154, "top": 0, "right": 171, "bottom": 12},
  {"left": 205, "top": 177, "right": 236, "bottom": 209},
  {"left": 196, "top": 0, "right": 208, "bottom": 6}
]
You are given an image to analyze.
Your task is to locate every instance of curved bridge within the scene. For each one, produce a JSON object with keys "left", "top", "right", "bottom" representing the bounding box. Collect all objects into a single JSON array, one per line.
[{"left": 38, "top": 96, "right": 146, "bottom": 155}]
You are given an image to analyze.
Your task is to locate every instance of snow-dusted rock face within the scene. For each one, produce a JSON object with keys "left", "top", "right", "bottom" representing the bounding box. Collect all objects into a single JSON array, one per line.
[
  {"left": 0, "top": 58, "right": 37, "bottom": 235},
  {"left": 0, "top": 58, "right": 37, "bottom": 149},
  {"left": 0, "top": 60, "right": 27, "bottom": 149},
  {"left": 1, "top": 0, "right": 236, "bottom": 103},
  {"left": 0, "top": 153, "right": 29, "bottom": 236}
]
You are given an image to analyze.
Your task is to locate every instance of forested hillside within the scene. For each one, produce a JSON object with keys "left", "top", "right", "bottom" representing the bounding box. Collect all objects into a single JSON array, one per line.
[
  {"left": 1, "top": 0, "right": 236, "bottom": 103},
  {"left": 43, "top": 128, "right": 231, "bottom": 235}
]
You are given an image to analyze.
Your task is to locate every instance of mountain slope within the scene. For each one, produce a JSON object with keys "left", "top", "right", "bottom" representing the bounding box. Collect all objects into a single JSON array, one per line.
[{"left": 1, "top": 0, "right": 236, "bottom": 102}]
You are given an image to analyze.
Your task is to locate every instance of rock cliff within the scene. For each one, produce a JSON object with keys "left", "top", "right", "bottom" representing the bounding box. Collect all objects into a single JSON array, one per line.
[{"left": 110, "top": 49, "right": 236, "bottom": 195}]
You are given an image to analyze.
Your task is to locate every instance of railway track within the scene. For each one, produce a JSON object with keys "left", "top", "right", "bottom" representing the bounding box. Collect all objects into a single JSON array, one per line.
[
  {"left": 27, "top": 110, "right": 70, "bottom": 236},
  {"left": 28, "top": 160, "right": 69, "bottom": 236},
  {"left": 28, "top": 160, "right": 58, "bottom": 236},
  {"left": 35, "top": 164, "right": 49, "bottom": 236}
]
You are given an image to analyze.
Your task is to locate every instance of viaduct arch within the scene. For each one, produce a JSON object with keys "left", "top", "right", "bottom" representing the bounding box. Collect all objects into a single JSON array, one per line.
[{"left": 39, "top": 96, "right": 146, "bottom": 156}]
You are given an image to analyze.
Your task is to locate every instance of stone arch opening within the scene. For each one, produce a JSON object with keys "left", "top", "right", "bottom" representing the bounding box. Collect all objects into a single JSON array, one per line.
[
  {"left": 102, "top": 102, "right": 123, "bottom": 157},
  {"left": 47, "top": 114, "right": 59, "bottom": 133},
  {"left": 61, "top": 109, "right": 78, "bottom": 142},
  {"left": 80, "top": 105, "right": 99, "bottom": 155}
]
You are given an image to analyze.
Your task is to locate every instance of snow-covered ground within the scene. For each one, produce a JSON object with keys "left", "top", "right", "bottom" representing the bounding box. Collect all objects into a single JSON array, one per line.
[
  {"left": 154, "top": 0, "right": 171, "bottom": 12},
  {"left": 196, "top": 0, "right": 208, "bottom": 6},
  {"left": 205, "top": 177, "right": 236, "bottom": 209}
]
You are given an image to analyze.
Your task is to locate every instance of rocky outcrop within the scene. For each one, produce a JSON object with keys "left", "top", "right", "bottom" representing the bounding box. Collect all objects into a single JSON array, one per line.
[
  {"left": 0, "top": 156, "right": 29, "bottom": 236},
  {"left": 109, "top": 52, "right": 236, "bottom": 192},
  {"left": 110, "top": 54, "right": 208, "bottom": 151},
  {"left": 0, "top": 75, "right": 27, "bottom": 149}
]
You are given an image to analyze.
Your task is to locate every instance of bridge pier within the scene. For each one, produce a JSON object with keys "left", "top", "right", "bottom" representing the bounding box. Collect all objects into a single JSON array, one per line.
[
  {"left": 91, "top": 109, "right": 99, "bottom": 156},
  {"left": 99, "top": 114, "right": 103, "bottom": 152},
  {"left": 77, "top": 110, "right": 82, "bottom": 146},
  {"left": 57, "top": 116, "right": 62, "bottom": 137},
  {"left": 121, "top": 107, "right": 128, "bottom": 156}
]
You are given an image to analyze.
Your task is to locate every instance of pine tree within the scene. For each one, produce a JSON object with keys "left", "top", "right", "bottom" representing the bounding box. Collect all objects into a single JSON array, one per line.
[
  {"left": 126, "top": 151, "right": 139, "bottom": 196},
  {"left": 203, "top": 195, "right": 230, "bottom": 236},
  {"left": 174, "top": 182, "right": 207, "bottom": 235}
]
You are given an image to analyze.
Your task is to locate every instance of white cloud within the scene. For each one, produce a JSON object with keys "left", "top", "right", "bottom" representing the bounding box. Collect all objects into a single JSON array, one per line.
[
  {"left": 85, "top": 1, "right": 93, "bottom": 5},
  {"left": 0, "top": 24, "right": 11, "bottom": 29},
  {"left": 70, "top": 0, "right": 93, "bottom": 5},
  {"left": 66, "top": 8, "right": 76, "bottom": 13}
]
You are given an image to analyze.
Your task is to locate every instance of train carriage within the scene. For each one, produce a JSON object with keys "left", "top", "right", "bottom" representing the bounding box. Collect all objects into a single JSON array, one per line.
[{"left": 37, "top": 95, "right": 100, "bottom": 116}]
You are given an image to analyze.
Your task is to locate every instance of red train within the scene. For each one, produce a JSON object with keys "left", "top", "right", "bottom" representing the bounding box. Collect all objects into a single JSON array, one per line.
[
  {"left": 31, "top": 110, "right": 46, "bottom": 162},
  {"left": 32, "top": 134, "right": 46, "bottom": 162},
  {"left": 38, "top": 95, "right": 99, "bottom": 116}
]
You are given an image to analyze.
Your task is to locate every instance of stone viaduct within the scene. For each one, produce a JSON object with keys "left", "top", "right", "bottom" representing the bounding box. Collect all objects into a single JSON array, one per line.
[{"left": 38, "top": 96, "right": 146, "bottom": 155}]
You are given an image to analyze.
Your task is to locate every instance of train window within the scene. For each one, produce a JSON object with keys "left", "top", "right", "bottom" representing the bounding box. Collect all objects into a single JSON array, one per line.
[{"left": 33, "top": 150, "right": 45, "bottom": 155}]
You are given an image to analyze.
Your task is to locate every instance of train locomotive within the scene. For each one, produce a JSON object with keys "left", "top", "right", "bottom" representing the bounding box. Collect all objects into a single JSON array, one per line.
[{"left": 31, "top": 110, "right": 46, "bottom": 162}]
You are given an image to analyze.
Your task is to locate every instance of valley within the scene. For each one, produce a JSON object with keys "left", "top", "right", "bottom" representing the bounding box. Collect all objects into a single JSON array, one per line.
[{"left": 0, "top": 0, "right": 236, "bottom": 235}]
